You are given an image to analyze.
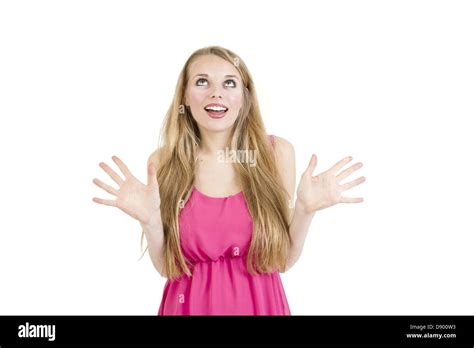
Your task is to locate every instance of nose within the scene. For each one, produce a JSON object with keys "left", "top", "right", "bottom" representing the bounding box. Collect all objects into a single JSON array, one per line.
[{"left": 210, "top": 85, "right": 224, "bottom": 99}]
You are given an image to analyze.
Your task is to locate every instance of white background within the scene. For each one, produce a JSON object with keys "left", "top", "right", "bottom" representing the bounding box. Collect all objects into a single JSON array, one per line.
[{"left": 0, "top": 0, "right": 473, "bottom": 315}]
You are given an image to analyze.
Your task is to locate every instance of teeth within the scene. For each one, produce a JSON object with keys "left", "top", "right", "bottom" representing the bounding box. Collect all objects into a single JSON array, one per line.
[{"left": 205, "top": 105, "right": 227, "bottom": 112}]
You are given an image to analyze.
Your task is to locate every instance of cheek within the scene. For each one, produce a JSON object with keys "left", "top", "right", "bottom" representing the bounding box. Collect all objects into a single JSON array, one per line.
[
  {"left": 228, "top": 91, "right": 243, "bottom": 109},
  {"left": 186, "top": 88, "right": 206, "bottom": 107},
  {"left": 188, "top": 89, "right": 207, "bottom": 106}
]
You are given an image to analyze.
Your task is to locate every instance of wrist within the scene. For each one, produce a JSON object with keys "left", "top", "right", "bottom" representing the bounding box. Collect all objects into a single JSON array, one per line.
[
  {"left": 141, "top": 207, "right": 163, "bottom": 227},
  {"left": 140, "top": 219, "right": 164, "bottom": 245},
  {"left": 294, "top": 198, "right": 318, "bottom": 216},
  {"left": 140, "top": 215, "right": 163, "bottom": 232}
]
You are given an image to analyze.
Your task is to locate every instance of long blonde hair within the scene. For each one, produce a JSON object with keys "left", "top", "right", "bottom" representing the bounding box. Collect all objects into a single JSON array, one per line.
[{"left": 142, "top": 46, "right": 292, "bottom": 281}]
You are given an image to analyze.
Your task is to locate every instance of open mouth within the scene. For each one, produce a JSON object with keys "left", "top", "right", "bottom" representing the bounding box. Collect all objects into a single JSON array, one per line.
[{"left": 204, "top": 104, "right": 228, "bottom": 119}]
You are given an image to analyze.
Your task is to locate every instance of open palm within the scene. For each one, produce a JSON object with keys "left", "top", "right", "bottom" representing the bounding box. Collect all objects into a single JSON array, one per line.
[
  {"left": 92, "top": 156, "right": 161, "bottom": 226},
  {"left": 296, "top": 154, "right": 366, "bottom": 213}
]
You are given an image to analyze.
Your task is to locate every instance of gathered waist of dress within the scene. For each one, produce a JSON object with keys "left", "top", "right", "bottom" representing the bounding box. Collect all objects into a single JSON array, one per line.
[{"left": 188, "top": 251, "right": 250, "bottom": 267}]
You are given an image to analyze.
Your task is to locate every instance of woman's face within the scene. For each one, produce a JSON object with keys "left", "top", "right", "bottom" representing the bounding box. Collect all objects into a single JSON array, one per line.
[{"left": 184, "top": 54, "right": 243, "bottom": 132}]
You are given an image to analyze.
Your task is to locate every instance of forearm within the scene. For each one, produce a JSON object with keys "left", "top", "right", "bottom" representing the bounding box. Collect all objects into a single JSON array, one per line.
[
  {"left": 140, "top": 221, "right": 166, "bottom": 277},
  {"left": 286, "top": 199, "right": 316, "bottom": 271}
]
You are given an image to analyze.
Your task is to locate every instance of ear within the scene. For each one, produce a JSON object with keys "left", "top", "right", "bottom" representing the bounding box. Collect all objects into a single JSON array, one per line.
[{"left": 244, "top": 87, "right": 250, "bottom": 98}]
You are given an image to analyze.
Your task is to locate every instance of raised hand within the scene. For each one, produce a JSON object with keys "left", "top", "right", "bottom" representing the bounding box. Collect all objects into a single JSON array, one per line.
[
  {"left": 296, "top": 154, "right": 366, "bottom": 213},
  {"left": 92, "top": 156, "right": 162, "bottom": 226}
]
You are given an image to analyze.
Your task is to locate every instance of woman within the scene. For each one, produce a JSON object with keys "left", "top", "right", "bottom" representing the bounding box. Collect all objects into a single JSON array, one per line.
[{"left": 92, "top": 46, "right": 366, "bottom": 315}]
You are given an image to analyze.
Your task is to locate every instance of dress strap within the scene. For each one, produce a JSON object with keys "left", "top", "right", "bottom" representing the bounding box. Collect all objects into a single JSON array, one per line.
[{"left": 269, "top": 134, "right": 276, "bottom": 150}]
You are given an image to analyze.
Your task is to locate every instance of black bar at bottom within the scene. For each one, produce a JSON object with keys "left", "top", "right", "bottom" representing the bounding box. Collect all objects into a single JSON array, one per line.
[{"left": 0, "top": 315, "right": 473, "bottom": 346}]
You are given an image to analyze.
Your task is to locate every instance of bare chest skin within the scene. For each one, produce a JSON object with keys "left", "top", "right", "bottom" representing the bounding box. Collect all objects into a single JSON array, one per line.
[{"left": 193, "top": 151, "right": 241, "bottom": 197}]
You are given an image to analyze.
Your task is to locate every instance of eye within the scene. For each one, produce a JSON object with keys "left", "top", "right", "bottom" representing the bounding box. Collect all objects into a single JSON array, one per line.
[
  {"left": 224, "top": 79, "right": 236, "bottom": 88},
  {"left": 196, "top": 78, "right": 208, "bottom": 86}
]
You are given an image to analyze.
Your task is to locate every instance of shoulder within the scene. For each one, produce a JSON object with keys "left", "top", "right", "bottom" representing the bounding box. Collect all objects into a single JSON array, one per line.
[
  {"left": 147, "top": 147, "right": 163, "bottom": 168},
  {"left": 270, "top": 135, "right": 296, "bottom": 197},
  {"left": 272, "top": 135, "right": 295, "bottom": 158}
]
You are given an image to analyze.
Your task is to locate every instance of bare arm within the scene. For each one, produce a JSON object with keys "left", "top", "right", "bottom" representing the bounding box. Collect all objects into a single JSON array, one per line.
[
  {"left": 143, "top": 149, "right": 167, "bottom": 278},
  {"left": 273, "top": 136, "right": 314, "bottom": 272},
  {"left": 141, "top": 220, "right": 166, "bottom": 278},
  {"left": 273, "top": 136, "right": 366, "bottom": 273},
  {"left": 93, "top": 149, "right": 170, "bottom": 278},
  {"left": 287, "top": 199, "right": 316, "bottom": 271}
]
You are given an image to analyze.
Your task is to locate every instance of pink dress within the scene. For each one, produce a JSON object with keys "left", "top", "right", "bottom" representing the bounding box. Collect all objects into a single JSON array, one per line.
[{"left": 157, "top": 135, "right": 291, "bottom": 315}]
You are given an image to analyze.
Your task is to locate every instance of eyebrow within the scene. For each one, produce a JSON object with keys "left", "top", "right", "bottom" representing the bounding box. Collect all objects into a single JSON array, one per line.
[{"left": 193, "top": 73, "right": 240, "bottom": 80}]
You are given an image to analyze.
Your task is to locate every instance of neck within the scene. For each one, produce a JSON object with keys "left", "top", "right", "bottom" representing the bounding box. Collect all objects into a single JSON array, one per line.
[{"left": 198, "top": 128, "right": 233, "bottom": 156}]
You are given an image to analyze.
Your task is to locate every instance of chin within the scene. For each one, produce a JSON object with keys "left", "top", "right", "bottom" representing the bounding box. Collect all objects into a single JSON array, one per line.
[
  {"left": 200, "top": 122, "right": 235, "bottom": 133},
  {"left": 196, "top": 112, "right": 238, "bottom": 132}
]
